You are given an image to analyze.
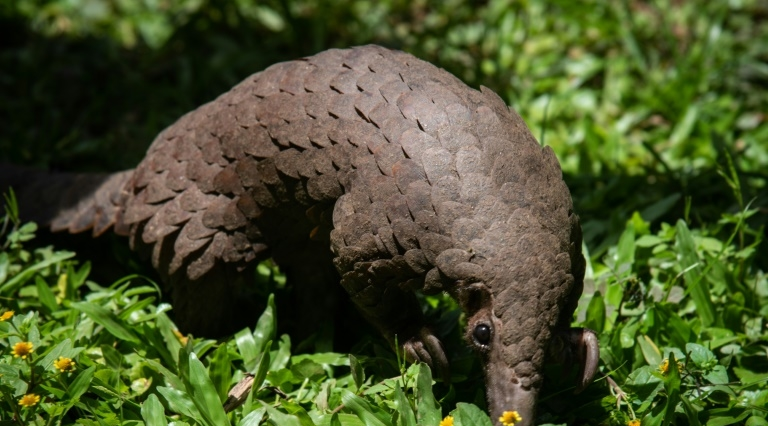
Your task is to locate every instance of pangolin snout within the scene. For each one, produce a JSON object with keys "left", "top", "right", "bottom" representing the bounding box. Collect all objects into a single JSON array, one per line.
[{"left": 486, "top": 374, "right": 537, "bottom": 426}]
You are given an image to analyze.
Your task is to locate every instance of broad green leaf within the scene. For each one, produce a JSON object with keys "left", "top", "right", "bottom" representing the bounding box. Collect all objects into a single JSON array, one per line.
[
  {"left": 208, "top": 344, "right": 232, "bottom": 402},
  {"left": 0, "top": 252, "right": 8, "bottom": 285},
  {"left": 38, "top": 339, "right": 82, "bottom": 373},
  {"left": 661, "top": 353, "right": 681, "bottom": 426},
  {"left": 733, "top": 368, "right": 768, "bottom": 386},
  {"left": 141, "top": 394, "right": 169, "bottom": 426},
  {"left": 156, "top": 312, "right": 183, "bottom": 365},
  {"left": 584, "top": 291, "right": 605, "bottom": 333},
  {"left": 157, "top": 386, "right": 203, "bottom": 421},
  {"left": 252, "top": 343, "right": 271, "bottom": 392},
  {"left": 636, "top": 335, "right": 660, "bottom": 367},
  {"left": 415, "top": 363, "right": 440, "bottom": 426},
  {"left": 291, "top": 358, "right": 325, "bottom": 381},
  {"left": 280, "top": 399, "right": 318, "bottom": 426},
  {"left": 679, "top": 394, "right": 701, "bottom": 426},
  {"left": 71, "top": 301, "right": 140, "bottom": 343},
  {"left": 185, "top": 352, "right": 229, "bottom": 426},
  {"left": 0, "top": 250, "right": 75, "bottom": 293},
  {"left": 330, "top": 413, "right": 342, "bottom": 426},
  {"left": 266, "top": 368, "right": 293, "bottom": 387},
  {"left": 746, "top": 417, "right": 768, "bottom": 426},
  {"left": 236, "top": 326, "right": 259, "bottom": 371},
  {"left": 263, "top": 402, "right": 304, "bottom": 426},
  {"left": 624, "top": 366, "right": 663, "bottom": 411},
  {"left": 640, "top": 194, "right": 681, "bottom": 224},
  {"left": 101, "top": 344, "right": 124, "bottom": 370},
  {"left": 340, "top": 389, "right": 393, "bottom": 426},
  {"left": 35, "top": 276, "right": 58, "bottom": 312},
  {"left": 271, "top": 334, "right": 292, "bottom": 371},
  {"left": 453, "top": 402, "right": 493, "bottom": 426},
  {"left": 616, "top": 223, "right": 636, "bottom": 278},
  {"left": 68, "top": 365, "right": 96, "bottom": 400},
  {"left": 253, "top": 294, "right": 276, "bottom": 355},
  {"left": 145, "top": 358, "right": 185, "bottom": 390},
  {"left": 350, "top": 354, "right": 364, "bottom": 391},
  {"left": 393, "top": 383, "right": 416, "bottom": 426},
  {"left": 669, "top": 104, "right": 699, "bottom": 146},
  {"left": 685, "top": 343, "right": 716, "bottom": 369},
  {"left": 704, "top": 365, "right": 729, "bottom": 385},
  {"left": 620, "top": 318, "right": 640, "bottom": 348},
  {"left": 705, "top": 407, "right": 750, "bottom": 426},
  {"left": 293, "top": 353, "right": 349, "bottom": 366},
  {"left": 239, "top": 407, "right": 266, "bottom": 426},
  {"left": 68, "top": 261, "right": 91, "bottom": 290}
]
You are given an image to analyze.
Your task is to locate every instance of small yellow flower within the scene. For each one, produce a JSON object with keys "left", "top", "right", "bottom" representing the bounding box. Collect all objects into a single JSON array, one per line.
[
  {"left": 658, "top": 359, "right": 683, "bottom": 375},
  {"left": 12, "top": 342, "right": 34, "bottom": 359},
  {"left": 440, "top": 416, "right": 454, "bottom": 426},
  {"left": 499, "top": 410, "right": 523, "bottom": 425},
  {"left": 0, "top": 310, "right": 13, "bottom": 321},
  {"left": 627, "top": 419, "right": 641, "bottom": 426},
  {"left": 53, "top": 357, "right": 76, "bottom": 373},
  {"left": 173, "top": 329, "right": 188, "bottom": 346},
  {"left": 18, "top": 393, "right": 40, "bottom": 408}
]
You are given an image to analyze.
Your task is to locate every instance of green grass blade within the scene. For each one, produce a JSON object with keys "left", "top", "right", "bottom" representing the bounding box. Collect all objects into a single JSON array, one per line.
[
  {"left": 70, "top": 301, "right": 140, "bottom": 343},
  {"left": 675, "top": 220, "right": 716, "bottom": 326}
]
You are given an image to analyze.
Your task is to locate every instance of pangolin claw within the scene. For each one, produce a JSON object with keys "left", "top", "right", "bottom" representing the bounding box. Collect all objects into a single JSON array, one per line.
[
  {"left": 568, "top": 327, "right": 599, "bottom": 393},
  {"left": 402, "top": 326, "right": 450, "bottom": 382}
]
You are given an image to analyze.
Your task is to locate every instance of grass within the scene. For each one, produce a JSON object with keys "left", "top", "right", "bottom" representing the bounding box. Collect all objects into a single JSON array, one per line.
[{"left": 1, "top": 0, "right": 767, "bottom": 425}]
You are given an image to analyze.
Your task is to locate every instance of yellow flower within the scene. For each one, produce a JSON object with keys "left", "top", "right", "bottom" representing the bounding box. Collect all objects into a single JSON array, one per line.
[
  {"left": 0, "top": 310, "right": 13, "bottom": 321},
  {"left": 12, "top": 342, "right": 34, "bottom": 359},
  {"left": 658, "top": 359, "right": 683, "bottom": 375},
  {"left": 499, "top": 410, "right": 523, "bottom": 425},
  {"left": 440, "top": 416, "right": 454, "bottom": 426},
  {"left": 627, "top": 419, "right": 641, "bottom": 426},
  {"left": 53, "top": 357, "right": 76, "bottom": 373},
  {"left": 18, "top": 393, "right": 40, "bottom": 408}
]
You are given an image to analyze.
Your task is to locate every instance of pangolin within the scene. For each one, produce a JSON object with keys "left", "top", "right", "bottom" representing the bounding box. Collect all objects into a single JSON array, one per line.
[{"left": 1, "top": 45, "right": 598, "bottom": 425}]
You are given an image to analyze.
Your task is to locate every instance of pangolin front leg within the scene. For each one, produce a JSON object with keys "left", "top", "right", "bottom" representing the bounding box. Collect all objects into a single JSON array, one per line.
[{"left": 340, "top": 264, "right": 449, "bottom": 379}]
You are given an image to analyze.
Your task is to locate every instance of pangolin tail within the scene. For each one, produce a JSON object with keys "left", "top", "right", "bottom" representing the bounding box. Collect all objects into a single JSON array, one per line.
[{"left": 0, "top": 164, "right": 134, "bottom": 237}]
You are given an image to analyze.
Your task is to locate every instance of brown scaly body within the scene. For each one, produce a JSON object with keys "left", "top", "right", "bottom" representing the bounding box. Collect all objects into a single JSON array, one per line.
[{"left": 2, "top": 45, "right": 598, "bottom": 425}]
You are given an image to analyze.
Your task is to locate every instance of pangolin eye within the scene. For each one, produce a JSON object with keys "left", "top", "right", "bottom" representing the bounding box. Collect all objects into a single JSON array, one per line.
[{"left": 473, "top": 324, "right": 491, "bottom": 345}]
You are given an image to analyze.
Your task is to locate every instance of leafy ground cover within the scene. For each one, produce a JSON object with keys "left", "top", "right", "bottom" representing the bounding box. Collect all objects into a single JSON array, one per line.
[{"left": 1, "top": 0, "right": 767, "bottom": 425}]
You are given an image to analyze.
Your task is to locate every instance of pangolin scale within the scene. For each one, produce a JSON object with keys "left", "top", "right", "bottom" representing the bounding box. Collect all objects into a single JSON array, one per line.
[{"left": 2, "top": 45, "right": 598, "bottom": 425}]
